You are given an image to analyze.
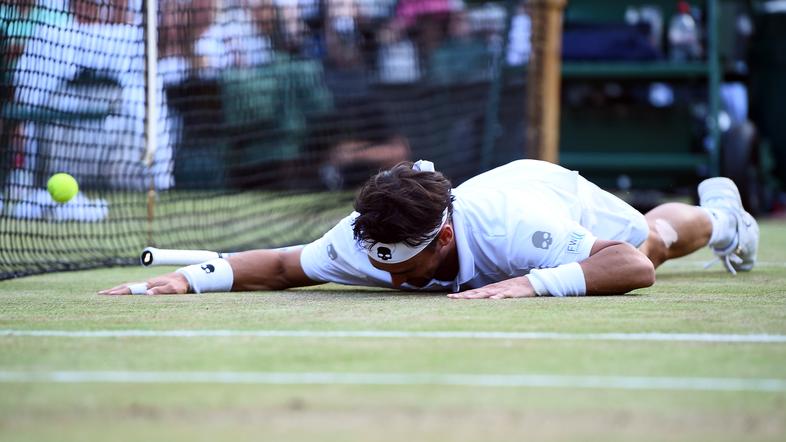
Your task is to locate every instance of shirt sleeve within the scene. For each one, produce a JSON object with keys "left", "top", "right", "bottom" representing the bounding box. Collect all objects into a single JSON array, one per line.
[
  {"left": 299, "top": 214, "right": 384, "bottom": 286},
  {"left": 504, "top": 197, "right": 596, "bottom": 272}
]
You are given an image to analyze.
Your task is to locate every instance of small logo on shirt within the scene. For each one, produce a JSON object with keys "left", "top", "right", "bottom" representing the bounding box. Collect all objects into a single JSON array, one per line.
[
  {"left": 567, "top": 232, "right": 585, "bottom": 254},
  {"left": 327, "top": 243, "right": 338, "bottom": 260},
  {"left": 532, "top": 231, "right": 553, "bottom": 249}
]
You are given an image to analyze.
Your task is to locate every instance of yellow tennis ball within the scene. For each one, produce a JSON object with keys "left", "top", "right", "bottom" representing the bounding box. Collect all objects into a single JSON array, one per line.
[{"left": 47, "top": 173, "right": 79, "bottom": 203}]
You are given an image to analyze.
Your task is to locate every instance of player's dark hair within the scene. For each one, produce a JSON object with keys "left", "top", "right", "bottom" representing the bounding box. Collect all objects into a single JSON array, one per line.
[{"left": 353, "top": 162, "right": 454, "bottom": 247}]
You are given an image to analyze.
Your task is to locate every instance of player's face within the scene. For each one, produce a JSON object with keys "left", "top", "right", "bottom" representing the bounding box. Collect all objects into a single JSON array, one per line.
[
  {"left": 375, "top": 247, "right": 441, "bottom": 288},
  {"left": 370, "top": 226, "right": 454, "bottom": 288}
]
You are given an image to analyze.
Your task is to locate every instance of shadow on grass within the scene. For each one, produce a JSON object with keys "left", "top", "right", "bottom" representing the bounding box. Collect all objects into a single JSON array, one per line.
[
  {"left": 290, "top": 288, "right": 644, "bottom": 299},
  {"left": 294, "top": 289, "right": 449, "bottom": 299}
]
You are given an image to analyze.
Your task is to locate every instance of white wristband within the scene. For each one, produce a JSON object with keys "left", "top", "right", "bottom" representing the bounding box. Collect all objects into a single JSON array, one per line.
[
  {"left": 526, "top": 262, "right": 586, "bottom": 297},
  {"left": 176, "top": 258, "right": 234, "bottom": 294}
]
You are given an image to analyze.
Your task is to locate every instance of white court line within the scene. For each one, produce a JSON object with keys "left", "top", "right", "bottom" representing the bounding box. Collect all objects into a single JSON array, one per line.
[
  {"left": 662, "top": 260, "right": 786, "bottom": 268},
  {"left": 0, "top": 371, "right": 784, "bottom": 392},
  {"left": 2, "top": 329, "right": 786, "bottom": 343}
]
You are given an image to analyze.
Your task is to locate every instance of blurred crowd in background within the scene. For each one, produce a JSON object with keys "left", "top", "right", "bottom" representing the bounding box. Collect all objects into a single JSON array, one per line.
[
  {"left": 1, "top": 0, "right": 785, "bottom": 220},
  {"left": 0, "top": 0, "right": 530, "bottom": 215}
]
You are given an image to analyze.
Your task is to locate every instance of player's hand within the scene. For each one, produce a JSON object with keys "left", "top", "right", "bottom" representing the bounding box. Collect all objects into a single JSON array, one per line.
[
  {"left": 98, "top": 272, "right": 190, "bottom": 296},
  {"left": 447, "top": 276, "right": 536, "bottom": 299}
]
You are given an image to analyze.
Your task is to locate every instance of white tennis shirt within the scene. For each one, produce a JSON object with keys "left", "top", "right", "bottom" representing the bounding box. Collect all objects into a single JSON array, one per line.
[{"left": 300, "top": 160, "right": 637, "bottom": 292}]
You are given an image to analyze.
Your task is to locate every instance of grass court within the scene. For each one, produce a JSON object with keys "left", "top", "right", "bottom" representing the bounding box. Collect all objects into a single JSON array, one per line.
[{"left": 1, "top": 220, "right": 785, "bottom": 441}]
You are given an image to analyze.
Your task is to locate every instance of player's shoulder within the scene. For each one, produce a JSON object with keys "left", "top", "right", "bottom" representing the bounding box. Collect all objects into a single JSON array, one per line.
[
  {"left": 302, "top": 212, "right": 367, "bottom": 265},
  {"left": 453, "top": 188, "right": 539, "bottom": 237},
  {"left": 458, "top": 160, "right": 572, "bottom": 188},
  {"left": 454, "top": 184, "right": 573, "bottom": 244},
  {"left": 324, "top": 212, "right": 361, "bottom": 244},
  {"left": 454, "top": 182, "right": 543, "bottom": 211}
]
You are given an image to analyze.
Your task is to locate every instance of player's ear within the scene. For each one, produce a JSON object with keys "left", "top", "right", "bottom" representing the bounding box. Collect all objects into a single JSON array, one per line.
[{"left": 437, "top": 224, "right": 453, "bottom": 246}]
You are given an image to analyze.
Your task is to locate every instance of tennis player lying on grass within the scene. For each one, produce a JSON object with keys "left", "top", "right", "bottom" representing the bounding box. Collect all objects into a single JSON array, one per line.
[{"left": 100, "top": 160, "right": 759, "bottom": 298}]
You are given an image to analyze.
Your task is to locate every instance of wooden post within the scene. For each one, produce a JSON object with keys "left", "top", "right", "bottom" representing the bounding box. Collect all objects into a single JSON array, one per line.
[{"left": 526, "top": 0, "right": 566, "bottom": 164}]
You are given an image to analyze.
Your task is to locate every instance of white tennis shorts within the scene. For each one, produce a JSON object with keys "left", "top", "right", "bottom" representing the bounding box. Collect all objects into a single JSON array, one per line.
[
  {"left": 460, "top": 160, "right": 651, "bottom": 248},
  {"left": 574, "top": 175, "right": 649, "bottom": 247}
]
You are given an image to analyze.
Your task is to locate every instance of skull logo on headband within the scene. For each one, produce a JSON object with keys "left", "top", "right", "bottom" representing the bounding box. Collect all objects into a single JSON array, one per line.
[{"left": 376, "top": 246, "right": 393, "bottom": 261}]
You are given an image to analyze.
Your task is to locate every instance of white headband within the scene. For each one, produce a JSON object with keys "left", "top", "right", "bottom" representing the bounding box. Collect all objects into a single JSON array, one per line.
[
  {"left": 367, "top": 160, "right": 446, "bottom": 264},
  {"left": 368, "top": 208, "right": 448, "bottom": 264}
]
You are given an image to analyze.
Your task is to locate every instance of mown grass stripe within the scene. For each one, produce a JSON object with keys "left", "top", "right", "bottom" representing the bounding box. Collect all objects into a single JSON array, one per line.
[
  {"left": 0, "top": 371, "right": 784, "bottom": 392},
  {"left": 2, "top": 329, "right": 786, "bottom": 343}
]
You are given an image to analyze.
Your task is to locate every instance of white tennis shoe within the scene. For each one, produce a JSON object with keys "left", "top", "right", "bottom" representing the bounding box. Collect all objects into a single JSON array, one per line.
[{"left": 698, "top": 177, "right": 759, "bottom": 274}]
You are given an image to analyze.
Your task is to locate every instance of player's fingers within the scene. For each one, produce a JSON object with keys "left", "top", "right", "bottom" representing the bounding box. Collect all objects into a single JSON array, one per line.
[
  {"left": 490, "top": 292, "right": 512, "bottom": 299},
  {"left": 448, "top": 290, "right": 495, "bottom": 299},
  {"left": 147, "top": 273, "right": 189, "bottom": 294},
  {"left": 145, "top": 283, "right": 178, "bottom": 295},
  {"left": 98, "top": 284, "right": 132, "bottom": 296},
  {"left": 447, "top": 291, "right": 476, "bottom": 299}
]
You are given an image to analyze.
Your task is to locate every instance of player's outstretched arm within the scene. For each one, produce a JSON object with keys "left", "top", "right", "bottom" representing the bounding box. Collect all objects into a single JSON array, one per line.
[
  {"left": 449, "top": 239, "right": 655, "bottom": 299},
  {"left": 99, "top": 248, "right": 319, "bottom": 295},
  {"left": 229, "top": 248, "right": 321, "bottom": 291}
]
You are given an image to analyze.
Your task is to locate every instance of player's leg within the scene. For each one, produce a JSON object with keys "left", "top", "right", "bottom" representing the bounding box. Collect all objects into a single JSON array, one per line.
[
  {"left": 638, "top": 202, "right": 713, "bottom": 268},
  {"left": 639, "top": 178, "right": 759, "bottom": 272},
  {"left": 575, "top": 174, "right": 758, "bottom": 272}
]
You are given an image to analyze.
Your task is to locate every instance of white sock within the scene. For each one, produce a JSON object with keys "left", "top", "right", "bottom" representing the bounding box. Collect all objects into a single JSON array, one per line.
[{"left": 702, "top": 207, "right": 737, "bottom": 251}]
